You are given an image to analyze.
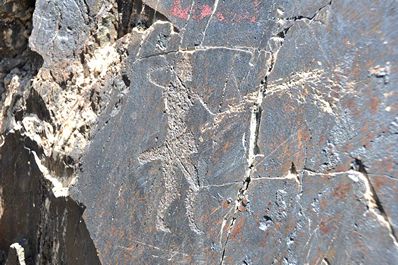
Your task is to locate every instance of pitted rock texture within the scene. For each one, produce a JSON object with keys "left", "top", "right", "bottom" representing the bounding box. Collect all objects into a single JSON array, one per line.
[{"left": 0, "top": 0, "right": 397, "bottom": 264}]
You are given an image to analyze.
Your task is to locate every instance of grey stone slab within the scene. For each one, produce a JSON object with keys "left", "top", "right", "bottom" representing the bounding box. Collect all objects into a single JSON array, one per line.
[
  {"left": 30, "top": 0, "right": 93, "bottom": 65},
  {"left": 1, "top": 0, "right": 398, "bottom": 264},
  {"left": 223, "top": 171, "right": 398, "bottom": 264}
]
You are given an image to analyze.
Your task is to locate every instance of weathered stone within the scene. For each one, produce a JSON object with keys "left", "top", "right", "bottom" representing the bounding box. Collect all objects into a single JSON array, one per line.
[{"left": 0, "top": 0, "right": 397, "bottom": 264}]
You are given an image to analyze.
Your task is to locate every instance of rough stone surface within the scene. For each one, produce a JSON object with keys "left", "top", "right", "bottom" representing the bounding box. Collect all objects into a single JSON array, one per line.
[{"left": 0, "top": 0, "right": 397, "bottom": 264}]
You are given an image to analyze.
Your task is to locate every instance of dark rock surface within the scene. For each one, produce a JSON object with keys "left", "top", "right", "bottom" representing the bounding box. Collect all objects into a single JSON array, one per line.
[{"left": 0, "top": 0, "right": 397, "bottom": 264}]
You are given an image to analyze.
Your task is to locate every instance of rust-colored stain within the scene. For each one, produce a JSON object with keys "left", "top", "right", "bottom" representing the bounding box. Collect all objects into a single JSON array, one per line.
[
  {"left": 223, "top": 141, "right": 232, "bottom": 152},
  {"left": 334, "top": 159, "right": 352, "bottom": 172},
  {"left": 230, "top": 216, "right": 245, "bottom": 240},
  {"left": 199, "top": 211, "right": 209, "bottom": 224},
  {"left": 333, "top": 182, "right": 352, "bottom": 199},
  {"left": 359, "top": 125, "right": 376, "bottom": 147},
  {"left": 297, "top": 128, "right": 310, "bottom": 149},
  {"left": 215, "top": 218, "right": 223, "bottom": 226},
  {"left": 341, "top": 141, "right": 353, "bottom": 152},
  {"left": 225, "top": 256, "right": 234, "bottom": 264},
  {"left": 372, "top": 175, "right": 389, "bottom": 190},
  {"left": 370, "top": 90, "right": 383, "bottom": 112},
  {"left": 319, "top": 220, "right": 330, "bottom": 234},
  {"left": 284, "top": 218, "right": 297, "bottom": 235},
  {"left": 222, "top": 200, "right": 231, "bottom": 209},
  {"left": 320, "top": 198, "right": 328, "bottom": 210},
  {"left": 345, "top": 98, "right": 360, "bottom": 118}
]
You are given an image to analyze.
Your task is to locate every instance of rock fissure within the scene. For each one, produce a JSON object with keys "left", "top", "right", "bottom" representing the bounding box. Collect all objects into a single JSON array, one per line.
[
  {"left": 218, "top": 2, "right": 339, "bottom": 261},
  {"left": 285, "top": 0, "right": 332, "bottom": 22},
  {"left": 352, "top": 159, "right": 398, "bottom": 247},
  {"left": 219, "top": 49, "right": 281, "bottom": 265}
]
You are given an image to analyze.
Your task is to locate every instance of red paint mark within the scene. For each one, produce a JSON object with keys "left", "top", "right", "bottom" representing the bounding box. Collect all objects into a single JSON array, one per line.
[
  {"left": 216, "top": 12, "right": 225, "bottom": 21},
  {"left": 169, "top": 0, "right": 259, "bottom": 24},
  {"left": 199, "top": 4, "right": 213, "bottom": 19},
  {"left": 171, "top": 0, "right": 190, "bottom": 20}
]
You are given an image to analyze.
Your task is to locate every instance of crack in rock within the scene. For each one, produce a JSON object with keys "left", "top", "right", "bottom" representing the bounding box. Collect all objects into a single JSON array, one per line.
[
  {"left": 351, "top": 159, "right": 398, "bottom": 247},
  {"left": 219, "top": 2, "right": 336, "bottom": 262}
]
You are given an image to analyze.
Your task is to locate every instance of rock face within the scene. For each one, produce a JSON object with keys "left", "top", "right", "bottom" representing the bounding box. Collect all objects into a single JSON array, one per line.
[{"left": 0, "top": 0, "right": 397, "bottom": 264}]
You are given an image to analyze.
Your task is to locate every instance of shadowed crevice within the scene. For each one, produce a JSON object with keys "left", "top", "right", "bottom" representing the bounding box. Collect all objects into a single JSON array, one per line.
[{"left": 0, "top": 132, "right": 101, "bottom": 265}]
